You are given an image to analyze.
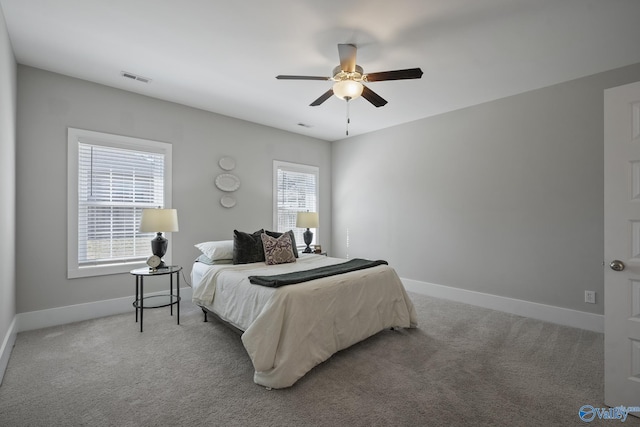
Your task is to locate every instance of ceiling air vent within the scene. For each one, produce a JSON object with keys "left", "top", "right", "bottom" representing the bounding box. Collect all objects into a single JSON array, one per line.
[{"left": 121, "top": 71, "right": 151, "bottom": 83}]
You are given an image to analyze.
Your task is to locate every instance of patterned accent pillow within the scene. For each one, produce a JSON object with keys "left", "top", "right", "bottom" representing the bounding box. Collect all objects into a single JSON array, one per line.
[
  {"left": 264, "top": 229, "right": 299, "bottom": 258},
  {"left": 261, "top": 232, "right": 296, "bottom": 265}
]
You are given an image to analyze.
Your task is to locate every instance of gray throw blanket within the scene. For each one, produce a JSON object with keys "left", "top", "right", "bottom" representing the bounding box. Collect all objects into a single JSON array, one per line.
[{"left": 248, "top": 258, "right": 388, "bottom": 288}]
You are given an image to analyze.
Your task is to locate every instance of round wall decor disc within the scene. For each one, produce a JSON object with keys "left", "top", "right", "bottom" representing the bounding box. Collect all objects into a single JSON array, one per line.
[{"left": 220, "top": 195, "right": 236, "bottom": 208}]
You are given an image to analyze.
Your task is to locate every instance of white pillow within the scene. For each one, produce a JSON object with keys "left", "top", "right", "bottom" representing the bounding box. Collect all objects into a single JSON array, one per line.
[{"left": 194, "top": 240, "right": 234, "bottom": 261}]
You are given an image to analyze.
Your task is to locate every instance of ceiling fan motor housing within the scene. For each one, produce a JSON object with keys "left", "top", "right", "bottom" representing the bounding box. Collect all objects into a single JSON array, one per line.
[{"left": 332, "top": 65, "right": 364, "bottom": 82}]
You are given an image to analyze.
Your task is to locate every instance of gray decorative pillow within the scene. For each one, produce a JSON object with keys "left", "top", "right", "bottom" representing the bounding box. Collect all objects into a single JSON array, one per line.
[
  {"left": 233, "top": 229, "right": 265, "bottom": 264},
  {"left": 261, "top": 232, "right": 296, "bottom": 265},
  {"left": 264, "top": 229, "right": 299, "bottom": 258}
]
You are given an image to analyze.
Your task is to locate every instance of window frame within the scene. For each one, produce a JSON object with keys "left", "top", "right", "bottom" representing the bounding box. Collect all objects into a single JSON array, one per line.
[
  {"left": 272, "top": 160, "right": 320, "bottom": 249},
  {"left": 67, "top": 128, "right": 173, "bottom": 278}
]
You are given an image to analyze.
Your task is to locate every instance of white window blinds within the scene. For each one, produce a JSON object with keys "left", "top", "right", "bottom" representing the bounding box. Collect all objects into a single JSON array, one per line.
[
  {"left": 68, "top": 128, "right": 172, "bottom": 278},
  {"left": 274, "top": 161, "right": 319, "bottom": 247},
  {"left": 77, "top": 143, "right": 165, "bottom": 265}
]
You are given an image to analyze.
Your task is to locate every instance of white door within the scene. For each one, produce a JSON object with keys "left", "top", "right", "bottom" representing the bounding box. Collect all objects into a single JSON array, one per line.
[{"left": 604, "top": 80, "right": 640, "bottom": 411}]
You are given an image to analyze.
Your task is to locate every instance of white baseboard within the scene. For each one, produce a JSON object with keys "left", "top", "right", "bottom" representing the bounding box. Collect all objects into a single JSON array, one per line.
[
  {"left": 402, "top": 278, "right": 604, "bottom": 333},
  {"left": 16, "top": 287, "right": 193, "bottom": 333},
  {"left": 0, "top": 316, "right": 17, "bottom": 385}
]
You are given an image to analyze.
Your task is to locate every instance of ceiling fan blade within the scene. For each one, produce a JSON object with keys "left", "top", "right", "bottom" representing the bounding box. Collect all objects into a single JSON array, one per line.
[
  {"left": 361, "top": 85, "right": 388, "bottom": 107},
  {"left": 276, "top": 75, "right": 330, "bottom": 80},
  {"left": 338, "top": 44, "right": 357, "bottom": 73},
  {"left": 364, "top": 68, "right": 423, "bottom": 82},
  {"left": 310, "top": 89, "right": 334, "bottom": 106}
]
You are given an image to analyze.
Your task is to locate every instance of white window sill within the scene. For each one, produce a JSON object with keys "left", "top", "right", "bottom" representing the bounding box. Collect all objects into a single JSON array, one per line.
[{"left": 67, "top": 261, "right": 148, "bottom": 279}]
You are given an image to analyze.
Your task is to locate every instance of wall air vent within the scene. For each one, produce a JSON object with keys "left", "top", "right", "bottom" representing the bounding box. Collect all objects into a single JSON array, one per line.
[{"left": 121, "top": 71, "right": 151, "bottom": 83}]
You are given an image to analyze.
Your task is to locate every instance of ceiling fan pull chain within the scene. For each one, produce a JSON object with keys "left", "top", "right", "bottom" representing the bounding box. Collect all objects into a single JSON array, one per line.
[{"left": 346, "top": 97, "right": 351, "bottom": 136}]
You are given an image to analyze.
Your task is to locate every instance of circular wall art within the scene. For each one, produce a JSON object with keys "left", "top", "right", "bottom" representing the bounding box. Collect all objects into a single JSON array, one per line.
[
  {"left": 219, "top": 156, "right": 236, "bottom": 171},
  {"left": 215, "top": 173, "right": 240, "bottom": 192},
  {"left": 220, "top": 194, "right": 236, "bottom": 208}
]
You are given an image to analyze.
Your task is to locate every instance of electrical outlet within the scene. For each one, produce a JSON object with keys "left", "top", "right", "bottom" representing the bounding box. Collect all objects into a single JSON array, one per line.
[{"left": 585, "top": 290, "right": 596, "bottom": 304}]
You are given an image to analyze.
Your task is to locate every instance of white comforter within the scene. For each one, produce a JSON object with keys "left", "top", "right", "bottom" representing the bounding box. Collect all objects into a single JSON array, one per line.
[{"left": 191, "top": 254, "right": 418, "bottom": 389}]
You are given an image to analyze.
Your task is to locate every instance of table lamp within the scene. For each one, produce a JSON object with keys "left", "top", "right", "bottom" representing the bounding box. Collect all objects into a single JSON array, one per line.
[
  {"left": 296, "top": 211, "right": 319, "bottom": 253},
  {"left": 140, "top": 208, "right": 179, "bottom": 268}
]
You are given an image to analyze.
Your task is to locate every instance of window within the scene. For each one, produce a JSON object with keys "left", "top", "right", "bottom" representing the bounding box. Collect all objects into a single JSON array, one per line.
[
  {"left": 273, "top": 161, "right": 319, "bottom": 248},
  {"left": 67, "top": 128, "right": 172, "bottom": 278}
]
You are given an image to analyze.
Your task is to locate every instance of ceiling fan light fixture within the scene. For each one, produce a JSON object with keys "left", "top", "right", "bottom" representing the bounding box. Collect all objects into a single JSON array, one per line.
[
  {"left": 332, "top": 80, "right": 363, "bottom": 101},
  {"left": 277, "top": 43, "right": 422, "bottom": 108}
]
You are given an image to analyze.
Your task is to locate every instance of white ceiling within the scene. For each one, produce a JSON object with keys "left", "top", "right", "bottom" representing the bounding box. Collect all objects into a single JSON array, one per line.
[{"left": 2, "top": 0, "right": 640, "bottom": 142}]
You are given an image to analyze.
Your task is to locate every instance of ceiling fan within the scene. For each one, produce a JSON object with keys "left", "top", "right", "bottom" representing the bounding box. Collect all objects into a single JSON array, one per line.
[{"left": 276, "top": 43, "right": 423, "bottom": 108}]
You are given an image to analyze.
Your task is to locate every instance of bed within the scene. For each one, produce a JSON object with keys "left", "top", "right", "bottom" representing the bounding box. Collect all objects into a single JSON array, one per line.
[{"left": 191, "top": 237, "right": 418, "bottom": 389}]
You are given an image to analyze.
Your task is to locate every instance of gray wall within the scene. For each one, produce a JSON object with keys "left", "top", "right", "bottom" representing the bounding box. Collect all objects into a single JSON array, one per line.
[
  {"left": 332, "top": 62, "right": 640, "bottom": 315},
  {"left": 0, "top": 5, "right": 16, "bottom": 352},
  {"left": 16, "top": 66, "right": 331, "bottom": 313},
  {"left": 13, "top": 57, "right": 640, "bottom": 318}
]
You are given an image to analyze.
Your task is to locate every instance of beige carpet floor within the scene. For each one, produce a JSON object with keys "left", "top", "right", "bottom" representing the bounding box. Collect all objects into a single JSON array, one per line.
[{"left": 0, "top": 292, "right": 636, "bottom": 427}]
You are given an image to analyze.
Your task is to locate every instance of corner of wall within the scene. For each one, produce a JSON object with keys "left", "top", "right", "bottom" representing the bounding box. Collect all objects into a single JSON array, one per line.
[
  {"left": 0, "top": 316, "right": 17, "bottom": 385},
  {"left": 0, "top": 0, "right": 18, "bottom": 387}
]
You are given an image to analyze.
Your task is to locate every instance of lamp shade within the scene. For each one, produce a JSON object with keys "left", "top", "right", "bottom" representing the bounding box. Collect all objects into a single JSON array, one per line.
[
  {"left": 332, "top": 80, "right": 363, "bottom": 100},
  {"left": 140, "top": 208, "right": 179, "bottom": 232},
  {"left": 296, "top": 211, "right": 319, "bottom": 229}
]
